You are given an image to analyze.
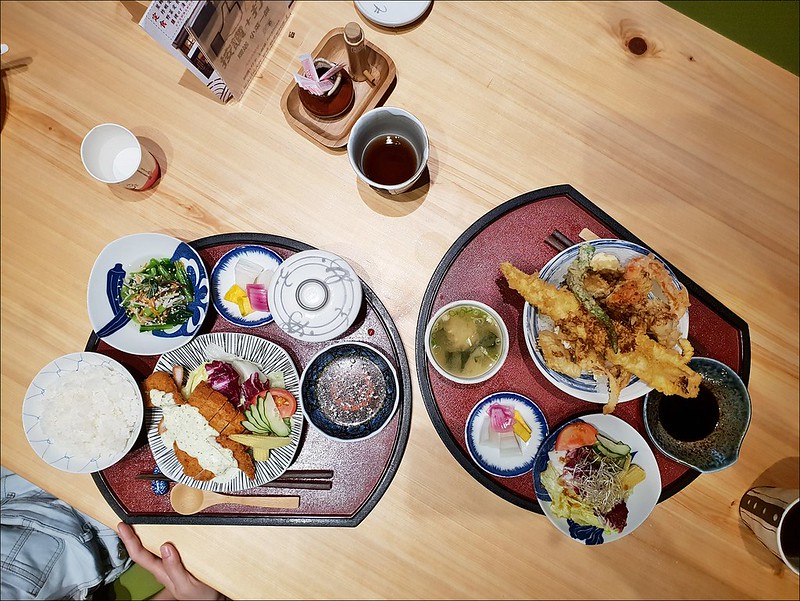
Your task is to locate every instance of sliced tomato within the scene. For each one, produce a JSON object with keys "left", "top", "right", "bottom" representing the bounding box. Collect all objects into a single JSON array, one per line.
[
  {"left": 270, "top": 388, "right": 297, "bottom": 418},
  {"left": 554, "top": 421, "right": 598, "bottom": 451},
  {"left": 246, "top": 390, "right": 268, "bottom": 411}
]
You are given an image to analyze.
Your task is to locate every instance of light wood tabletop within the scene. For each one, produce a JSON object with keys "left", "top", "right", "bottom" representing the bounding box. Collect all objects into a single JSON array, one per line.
[{"left": 1, "top": 1, "right": 798, "bottom": 599}]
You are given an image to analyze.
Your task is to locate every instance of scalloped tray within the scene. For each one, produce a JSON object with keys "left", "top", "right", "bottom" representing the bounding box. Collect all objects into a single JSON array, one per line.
[
  {"left": 90, "top": 233, "right": 411, "bottom": 526},
  {"left": 416, "top": 185, "right": 750, "bottom": 514}
]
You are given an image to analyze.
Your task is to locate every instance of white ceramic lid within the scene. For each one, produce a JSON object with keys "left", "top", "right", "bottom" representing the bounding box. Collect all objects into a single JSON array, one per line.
[{"left": 268, "top": 250, "right": 363, "bottom": 342}]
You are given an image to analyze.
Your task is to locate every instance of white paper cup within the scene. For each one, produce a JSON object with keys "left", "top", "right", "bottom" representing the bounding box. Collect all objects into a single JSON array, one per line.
[
  {"left": 347, "top": 107, "right": 429, "bottom": 195},
  {"left": 80, "top": 124, "right": 160, "bottom": 191}
]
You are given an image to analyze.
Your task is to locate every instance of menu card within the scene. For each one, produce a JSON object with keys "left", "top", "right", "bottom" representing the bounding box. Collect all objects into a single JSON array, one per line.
[{"left": 140, "top": 0, "right": 292, "bottom": 102}]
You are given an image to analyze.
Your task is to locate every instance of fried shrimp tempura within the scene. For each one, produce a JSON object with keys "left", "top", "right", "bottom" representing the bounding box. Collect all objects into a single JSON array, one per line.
[
  {"left": 500, "top": 262, "right": 581, "bottom": 322},
  {"left": 501, "top": 254, "right": 699, "bottom": 412},
  {"left": 607, "top": 333, "right": 701, "bottom": 398}
]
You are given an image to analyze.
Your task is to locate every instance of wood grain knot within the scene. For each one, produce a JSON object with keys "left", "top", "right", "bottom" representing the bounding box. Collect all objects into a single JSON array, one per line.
[{"left": 627, "top": 36, "right": 648, "bottom": 55}]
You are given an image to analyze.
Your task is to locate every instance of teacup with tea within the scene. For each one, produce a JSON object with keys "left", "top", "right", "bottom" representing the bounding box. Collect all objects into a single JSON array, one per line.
[{"left": 347, "top": 107, "right": 429, "bottom": 195}]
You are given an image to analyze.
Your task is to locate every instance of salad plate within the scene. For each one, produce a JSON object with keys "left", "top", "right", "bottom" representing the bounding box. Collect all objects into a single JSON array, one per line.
[
  {"left": 23, "top": 352, "right": 143, "bottom": 474},
  {"left": 532, "top": 413, "right": 661, "bottom": 545},
  {"left": 300, "top": 342, "right": 399, "bottom": 441},
  {"left": 87, "top": 233, "right": 209, "bottom": 356},
  {"left": 465, "top": 392, "right": 548, "bottom": 478},
  {"left": 268, "top": 250, "right": 363, "bottom": 342},
  {"left": 211, "top": 244, "right": 283, "bottom": 328},
  {"left": 523, "top": 239, "right": 689, "bottom": 405},
  {"left": 146, "top": 332, "right": 303, "bottom": 493}
]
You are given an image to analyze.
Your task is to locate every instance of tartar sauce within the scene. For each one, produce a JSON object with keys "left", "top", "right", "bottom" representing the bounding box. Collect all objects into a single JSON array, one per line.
[{"left": 150, "top": 390, "right": 239, "bottom": 483}]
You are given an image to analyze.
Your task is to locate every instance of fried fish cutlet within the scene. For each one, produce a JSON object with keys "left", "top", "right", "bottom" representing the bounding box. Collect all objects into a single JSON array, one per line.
[
  {"left": 607, "top": 333, "right": 701, "bottom": 398},
  {"left": 500, "top": 262, "right": 581, "bottom": 322},
  {"left": 146, "top": 374, "right": 256, "bottom": 481},
  {"left": 143, "top": 371, "right": 183, "bottom": 407},
  {"left": 186, "top": 382, "right": 254, "bottom": 479}
]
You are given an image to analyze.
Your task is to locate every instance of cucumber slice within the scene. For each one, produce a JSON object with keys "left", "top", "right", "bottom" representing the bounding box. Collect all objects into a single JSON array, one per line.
[
  {"left": 242, "top": 419, "right": 265, "bottom": 434},
  {"left": 596, "top": 433, "right": 631, "bottom": 457},
  {"left": 244, "top": 408, "right": 270, "bottom": 433},
  {"left": 263, "top": 392, "right": 290, "bottom": 437}
]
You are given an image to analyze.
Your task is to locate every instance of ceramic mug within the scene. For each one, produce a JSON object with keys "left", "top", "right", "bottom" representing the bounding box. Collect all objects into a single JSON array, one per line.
[
  {"left": 347, "top": 106, "right": 429, "bottom": 195},
  {"left": 80, "top": 124, "right": 160, "bottom": 191},
  {"left": 739, "top": 486, "right": 799, "bottom": 575}
]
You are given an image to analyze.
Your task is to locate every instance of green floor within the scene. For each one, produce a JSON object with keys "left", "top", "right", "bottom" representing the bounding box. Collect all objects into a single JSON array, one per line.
[
  {"left": 663, "top": 0, "right": 799, "bottom": 75},
  {"left": 111, "top": 563, "right": 164, "bottom": 600}
]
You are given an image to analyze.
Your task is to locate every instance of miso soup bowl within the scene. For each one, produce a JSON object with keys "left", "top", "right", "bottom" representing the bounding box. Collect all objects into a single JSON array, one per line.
[{"left": 424, "top": 300, "right": 509, "bottom": 385}]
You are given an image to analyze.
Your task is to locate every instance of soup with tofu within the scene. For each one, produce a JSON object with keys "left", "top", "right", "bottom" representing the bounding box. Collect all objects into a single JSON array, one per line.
[{"left": 429, "top": 305, "right": 503, "bottom": 379}]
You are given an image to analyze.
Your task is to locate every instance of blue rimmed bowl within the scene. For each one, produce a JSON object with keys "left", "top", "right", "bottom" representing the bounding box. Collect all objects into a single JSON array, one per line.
[
  {"left": 300, "top": 342, "right": 399, "bottom": 441},
  {"left": 211, "top": 244, "right": 283, "bottom": 328}
]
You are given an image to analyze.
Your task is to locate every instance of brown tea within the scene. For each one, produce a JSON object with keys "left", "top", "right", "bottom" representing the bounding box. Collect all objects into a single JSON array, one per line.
[{"left": 361, "top": 135, "right": 418, "bottom": 186}]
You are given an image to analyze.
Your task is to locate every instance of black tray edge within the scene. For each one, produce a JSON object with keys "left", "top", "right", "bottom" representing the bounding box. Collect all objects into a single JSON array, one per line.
[
  {"left": 415, "top": 184, "right": 751, "bottom": 514},
  {"left": 90, "top": 232, "right": 412, "bottom": 527}
]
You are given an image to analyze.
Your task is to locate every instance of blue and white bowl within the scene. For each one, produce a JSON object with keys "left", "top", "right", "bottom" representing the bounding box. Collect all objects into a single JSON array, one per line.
[
  {"left": 523, "top": 239, "right": 689, "bottom": 404},
  {"left": 23, "top": 352, "right": 144, "bottom": 473},
  {"left": 87, "top": 232, "right": 209, "bottom": 355},
  {"left": 464, "top": 392, "right": 548, "bottom": 478},
  {"left": 300, "top": 342, "right": 399, "bottom": 441},
  {"left": 211, "top": 245, "right": 283, "bottom": 328}
]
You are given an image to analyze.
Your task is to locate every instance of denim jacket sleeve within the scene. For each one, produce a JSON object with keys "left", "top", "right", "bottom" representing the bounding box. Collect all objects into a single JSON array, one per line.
[{"left": 1, "top": 467, "right": 131, "bottom": 600}]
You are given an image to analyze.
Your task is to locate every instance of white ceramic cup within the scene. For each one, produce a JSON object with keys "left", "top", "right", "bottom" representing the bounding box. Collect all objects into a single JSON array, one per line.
[
  {"left": 740, "top": 486, "right": 799, "bottom": 575},
  {"left": 347, "top": 106, "right": 429, "bottom": 195},
  {"left": 80, "top": 124, "right": 160, "bottom": 191}
]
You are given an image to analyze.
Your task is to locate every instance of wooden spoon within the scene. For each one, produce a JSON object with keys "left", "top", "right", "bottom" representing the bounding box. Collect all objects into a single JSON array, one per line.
[{"left": 170, "top": 484, "right": 300, "bottom": 515}]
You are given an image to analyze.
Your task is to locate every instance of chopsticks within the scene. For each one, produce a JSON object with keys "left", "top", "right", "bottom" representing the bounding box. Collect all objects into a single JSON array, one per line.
[
  {"left": 137, "top": 469, "right": 334, "bottom": 491},
  {"left": 544, "top": 228, "right": 601, "bottom": 252}
]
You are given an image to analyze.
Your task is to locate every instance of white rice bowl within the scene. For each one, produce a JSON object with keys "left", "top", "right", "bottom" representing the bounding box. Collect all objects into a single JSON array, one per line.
[{"left": 23, "top": 352, "right": 144, "bottom": 473}]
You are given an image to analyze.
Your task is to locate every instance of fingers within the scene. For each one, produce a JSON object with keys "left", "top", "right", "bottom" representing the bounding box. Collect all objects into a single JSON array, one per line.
[
  {"left": 117, "top": 522, "right": 170, "bottom": 585},
  {"left": 160, "top": 543, "right": 222, "bottom": 601}
]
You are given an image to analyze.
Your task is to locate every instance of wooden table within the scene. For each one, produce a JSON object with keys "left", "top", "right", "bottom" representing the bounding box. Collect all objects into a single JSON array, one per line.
[{"left": 2, "top": 1, "right": 797, "bottom": 598}]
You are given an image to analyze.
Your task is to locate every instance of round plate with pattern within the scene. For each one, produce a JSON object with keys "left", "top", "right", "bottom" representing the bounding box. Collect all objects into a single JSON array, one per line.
[
  {"left": 268, "top": 250, "right": 363, "bottom": 342},
  {"left": 87, "top": 232, "right": 209, "bottom": 355},
  {"left": 465, "top": 392, "right": 548, "bottom": 478},
  {"left": 523, "top": 239, "right": 689, "bottom": 404},
  {"left": 532, "top": 413, "right": 661, "bottom": 545},
  {"left": 146, "top": 332, "right": 303, "bottom": 493}
]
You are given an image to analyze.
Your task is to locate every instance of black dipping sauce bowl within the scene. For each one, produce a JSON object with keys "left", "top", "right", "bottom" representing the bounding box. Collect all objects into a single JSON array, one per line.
[{"left": 643, "top": 357, "right": 751, "bottom": 473}]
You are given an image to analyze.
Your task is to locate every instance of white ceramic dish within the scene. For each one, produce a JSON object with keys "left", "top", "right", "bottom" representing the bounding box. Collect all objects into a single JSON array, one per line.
[
  {"left": 354, "top": 1, "right": 431, "bottom": 27},
  {"left": 22, "top": 352, "right": 144, "bottom": 473},
  {"left": 268, "top": 250, "right": 363, "bottom": 342},
  {"left": 211, "top": 244, "right": 283, "bottom": 328},
  {"left": 424, "top": 300, "right": 509, "bottom": 384},
  {"left": 532, "top": 413, "right": 661, "bottom": 545},
  {"left": 465, "top": 392, "right": 548, "bottom": 478},
  {"left": 147, "top": 332, "right": 302, "bottom": 493},
  {"left": 87, "top": 232, "right": 209, "bottom": 356},
  {"left": 522, "top": 239, "right": 689, "bottom": 404}
]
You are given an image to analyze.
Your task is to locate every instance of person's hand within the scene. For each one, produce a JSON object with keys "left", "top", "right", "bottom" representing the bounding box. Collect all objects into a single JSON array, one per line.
[{"left": 117, "top": 522, "right": 225, "bottom": 600}]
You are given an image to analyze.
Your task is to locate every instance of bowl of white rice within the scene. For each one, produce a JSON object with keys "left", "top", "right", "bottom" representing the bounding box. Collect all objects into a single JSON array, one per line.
[{"left": 23, "top": 352, "right": 143, "bottom": 473}]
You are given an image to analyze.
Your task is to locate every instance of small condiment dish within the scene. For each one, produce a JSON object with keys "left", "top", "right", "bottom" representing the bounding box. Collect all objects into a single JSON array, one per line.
[
  {"left": 424, "top": 300, "right": 509, "bottom": 385},
  {"left": 643, "top": 357, "right": 751, "bottom": 473}
]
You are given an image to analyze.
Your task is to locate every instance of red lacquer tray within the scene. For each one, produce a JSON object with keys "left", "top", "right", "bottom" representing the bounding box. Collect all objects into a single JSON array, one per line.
[
  {"left": 90, "top": 233, "right": 411, "bottom": 526},
  {"left": 415, "top": 185, "right": 750, "bottom": 513}
]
